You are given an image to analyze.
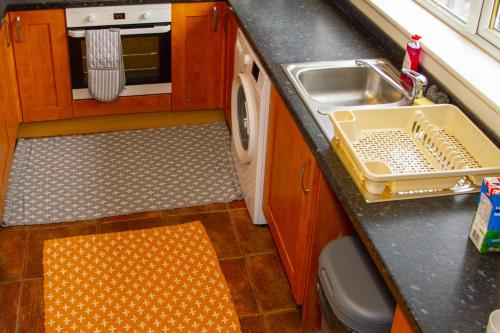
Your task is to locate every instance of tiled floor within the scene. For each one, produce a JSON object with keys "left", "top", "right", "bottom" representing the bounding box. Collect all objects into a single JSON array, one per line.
[{"left": 0, "top": 201, "right": 304, "bottom": 333}]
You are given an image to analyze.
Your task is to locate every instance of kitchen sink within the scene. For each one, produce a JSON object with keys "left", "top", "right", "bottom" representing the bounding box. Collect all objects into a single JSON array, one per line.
[{"left": 282, "top": 59, "right": 410, "bottom": 140}]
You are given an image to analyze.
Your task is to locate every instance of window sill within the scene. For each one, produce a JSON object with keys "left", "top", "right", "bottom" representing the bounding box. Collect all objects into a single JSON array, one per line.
[{"left": 349, "top": 0, "right": 500, "bottom": 136}]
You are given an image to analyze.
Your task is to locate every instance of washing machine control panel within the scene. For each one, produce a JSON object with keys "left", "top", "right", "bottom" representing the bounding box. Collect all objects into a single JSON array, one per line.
[{"left": 235, "top": 30, "right": 266, "bottom": 97}]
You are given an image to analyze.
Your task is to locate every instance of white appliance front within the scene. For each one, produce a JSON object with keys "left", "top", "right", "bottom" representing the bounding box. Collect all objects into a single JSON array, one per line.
[
  {"left": 231, "top": 30, "right": 270, "bottom": 225},
  {"left": 66, "top": 4, "right": 172, "bottom": 100}
]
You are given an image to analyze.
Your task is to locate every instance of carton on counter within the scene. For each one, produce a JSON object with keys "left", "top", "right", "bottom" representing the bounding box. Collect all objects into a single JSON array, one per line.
[{"left": 470, "top": 177, "right": 500, "bottom": 253}]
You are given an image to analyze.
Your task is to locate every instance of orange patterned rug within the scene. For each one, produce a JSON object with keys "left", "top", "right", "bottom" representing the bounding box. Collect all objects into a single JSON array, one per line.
[{"left": 43, "top": 221, "right": 242, "bottom": 333}]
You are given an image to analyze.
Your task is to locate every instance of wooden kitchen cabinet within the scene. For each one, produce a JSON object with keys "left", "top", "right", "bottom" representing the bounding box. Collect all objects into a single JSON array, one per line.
[
  {"left": 172, "top": 2, "right": 225, "bottom": 111},
  {"left": 0, "top": 14, "right": 21, "bottom": 142},
  {"left": 0, "top": 15, "right": 22, "bottom": 216},
  {"left": 391, "top": 305, "right": 416, "bottom": 333},
  {"left": 264, "top": 85, "right": 320, "bottom": 303},
  {"left": 0, "top": 113, "right": 10, "bottom": 209},
  {"left": 264, "top": 86, "right": 355, "bottom": 330},
  {"left": 302, "top": 174, "right": 355, "bottom": 330},
  {"left": 9, "top": 9, "right": 73, "bottom": 122},
  {"left": 222, "top": 3, "right": 239, "bottom": 128}
]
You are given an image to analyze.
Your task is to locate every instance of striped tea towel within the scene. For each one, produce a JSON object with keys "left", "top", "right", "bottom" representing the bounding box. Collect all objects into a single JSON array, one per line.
[{"left": 85, "top": 29, "right": 125, "bottom": 102}]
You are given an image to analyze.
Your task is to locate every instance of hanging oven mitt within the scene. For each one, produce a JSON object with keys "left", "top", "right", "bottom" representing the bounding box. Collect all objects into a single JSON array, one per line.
[{"left": 85, "top": 28, "right": 125, "bottom": 102}]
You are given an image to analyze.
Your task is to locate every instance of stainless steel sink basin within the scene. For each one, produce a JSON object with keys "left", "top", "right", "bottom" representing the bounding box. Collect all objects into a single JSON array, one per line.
[
  {"left": 298, "top": 66, "right": 405, "bottom": 106},
  {"left": 282, "top": 59, "right": 410, "bottom": 140}
]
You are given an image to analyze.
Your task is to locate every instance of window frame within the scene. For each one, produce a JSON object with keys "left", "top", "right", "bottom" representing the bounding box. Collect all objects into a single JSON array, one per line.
[
  {"left": 478, "top": 0, "right": 500, "bottom": 48},
  {"left": 414, "top": 0, "right": 499, "bottom": 58}
]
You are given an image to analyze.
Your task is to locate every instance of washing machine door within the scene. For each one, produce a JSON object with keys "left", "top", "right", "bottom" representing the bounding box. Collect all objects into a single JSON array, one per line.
[{"left": 231, "top": 73, "right": 258, "bottom": 164}]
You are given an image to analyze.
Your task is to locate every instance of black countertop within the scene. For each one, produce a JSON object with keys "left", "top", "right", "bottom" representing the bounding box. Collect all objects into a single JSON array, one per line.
[
  {"left": 226, "top": 1, "right": 499, "bottom": 333},
  {"left": 1, "top": 0, "right": 499, "bottom": 332}
]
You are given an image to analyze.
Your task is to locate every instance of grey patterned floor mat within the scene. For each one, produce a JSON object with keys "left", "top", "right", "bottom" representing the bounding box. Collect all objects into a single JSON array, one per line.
[{"left": 2, "top": 122, "right": 242, "bottom": 226}]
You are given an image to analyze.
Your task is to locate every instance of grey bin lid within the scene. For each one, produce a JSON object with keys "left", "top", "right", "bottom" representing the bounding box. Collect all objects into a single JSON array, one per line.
[{"left": 318, "top": 236, "right": 395, "bottom": 333}]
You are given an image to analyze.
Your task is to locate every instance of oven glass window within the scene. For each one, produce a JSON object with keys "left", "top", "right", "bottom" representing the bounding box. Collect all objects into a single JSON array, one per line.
[{"left": 69, "top": 30, "right": 171, "bottom": 89}]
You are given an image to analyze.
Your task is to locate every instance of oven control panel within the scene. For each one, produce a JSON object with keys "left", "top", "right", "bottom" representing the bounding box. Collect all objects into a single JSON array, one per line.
[{"left": 66, "top": 4, "right": 171, "bottom": 28}]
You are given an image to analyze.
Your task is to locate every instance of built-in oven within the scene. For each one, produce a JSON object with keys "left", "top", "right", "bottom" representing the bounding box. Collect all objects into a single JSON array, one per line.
[{"left": 65, "top": 4, "right": 171, "bottom": 100}]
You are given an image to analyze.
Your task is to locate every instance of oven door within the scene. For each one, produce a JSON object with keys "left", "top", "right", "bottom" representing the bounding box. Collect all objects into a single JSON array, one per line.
[{"left": 68, "top": 24, "right": 171, "bottom": 99}]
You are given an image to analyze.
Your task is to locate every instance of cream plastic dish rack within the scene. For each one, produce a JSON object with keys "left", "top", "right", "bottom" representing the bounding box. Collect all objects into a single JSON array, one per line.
[{"left": 330, "top": 104, "right": 500, "bottom": 195}]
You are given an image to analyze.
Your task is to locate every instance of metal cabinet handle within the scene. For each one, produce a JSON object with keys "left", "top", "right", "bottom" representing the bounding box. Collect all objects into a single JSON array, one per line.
[
  {"left": 15, "top": 16, "right": 22, "bottom": 43},
  {"left": 300, "top": 158, "right": 312, "bottom": 194},
  {"left": 213, "top": 6, "right": 218, "bottom": 32},
  {"left": 6, "top": 18, "right": 12, "bottom": 46},
  {"left": 2, "top": 17, "right": 12, "bottom": 46},
  {"left": 223, "top": 6, "right": 234, "bottom": 35}
]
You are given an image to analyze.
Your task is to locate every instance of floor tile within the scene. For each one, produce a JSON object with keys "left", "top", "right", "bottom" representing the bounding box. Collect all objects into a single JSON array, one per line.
[
  {"left": 266, "top": 311, "right": 303, "bottom": 333},
  {"left": 227, "top": 200, "right": 247, "bottom": 210},
  {"left": 18, "top": 279, "right": 44, "bottom": 333},
  {"left": 220, "top": 259, "right": 260, "bottom": 316},
  {"left": 239, "top": 315, "right": 269, "bottom": 333},
  {"left": 246, "top": 254, "right": 297, "bottom": 312},
  {"left": 230, "top": 210, "right": 276, "bottom": 255},
  {"left": 165, "top": 212, "right": 242, "bottom": 259},
  {"left": 98, "top": 211, "right": 165, "bottom": 233},
  {"left": 0, "top": 281, "right": 21, "bottom": 333},
  {"left": 164, "top": 203, "right": 227, "bottom": 216},
  {"left": 1, "top": 205, "right": 297, "bottom": 331},
  {"left": 25, "top": 223, "right": 97, "bottom": 279},
  {"left": 0, "top": 229, "right": 27, "bottom": 281}
]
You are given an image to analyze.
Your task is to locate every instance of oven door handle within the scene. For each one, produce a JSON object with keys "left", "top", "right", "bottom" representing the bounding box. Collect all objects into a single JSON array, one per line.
[{"left": 67, "top": 25, "right": 171, "bottom": 38}]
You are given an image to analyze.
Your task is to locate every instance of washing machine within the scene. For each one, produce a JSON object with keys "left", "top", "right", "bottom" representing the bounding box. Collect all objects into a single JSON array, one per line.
[{"left": 231, "top": 29, "right": 271, "bottom": 225}]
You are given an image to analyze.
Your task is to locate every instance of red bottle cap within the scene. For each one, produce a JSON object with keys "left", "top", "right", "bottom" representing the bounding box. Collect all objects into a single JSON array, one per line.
[{"left": 411, "top": 35, "right": 422, "bottom": 41}]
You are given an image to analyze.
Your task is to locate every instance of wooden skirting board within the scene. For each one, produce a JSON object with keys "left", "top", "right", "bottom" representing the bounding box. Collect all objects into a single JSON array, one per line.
[
  {"left": 18, "top": 110, "right": 226, "bottom": 138},
  {"left": 72, "top": 94, "right": 172, "bottom": 118}
]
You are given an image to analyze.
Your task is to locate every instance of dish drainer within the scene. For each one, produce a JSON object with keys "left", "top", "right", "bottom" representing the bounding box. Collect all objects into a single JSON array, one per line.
[{"left": 330, "top": 104, "right": 500, "bottom": 202}]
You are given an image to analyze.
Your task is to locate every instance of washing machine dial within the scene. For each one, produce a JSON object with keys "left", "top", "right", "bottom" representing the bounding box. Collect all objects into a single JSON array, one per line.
[
  {"left": 87, "top": 14, "right": 97, "bottom": 23},
  {"left": 142, "top": 12, "right": 152, "bottom": 20}
]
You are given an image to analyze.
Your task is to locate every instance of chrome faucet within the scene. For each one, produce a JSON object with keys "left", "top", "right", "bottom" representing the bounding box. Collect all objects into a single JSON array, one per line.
[
  {"left": 355, "top": 59, "right": 427, "bottom": 104},
  {"left": 401, "top": 68, "right": 428, "bottom": 101}
]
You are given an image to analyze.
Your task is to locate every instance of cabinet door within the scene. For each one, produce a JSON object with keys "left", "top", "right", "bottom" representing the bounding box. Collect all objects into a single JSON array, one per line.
[
  {"left": 222, "top": 4, "right": 239, "bottom": 128},
  {"left": 391, "top": 305, "right": 415, "bottom": 333},
  {"left": 9, "top": 9, "right": 72, "bottom": 122},
  {"left": 0, "top": 15, "right": 22, "bottom": 143},
  {"left": 0, "top": 20, "right": 12, "bottom": 214},
  {"left": 0, "top": 15, "right": 23, "bottom": 216},
  {"left": 172, "top": 2, "right": 224, "bottom": 111},
  {"left": 263, "top": 86, "right": 319, "bottom": 303},
  {"left": 0, "top": 112, "right": 10, "bottom": 198},
  {"left": 302, "top": 173, "right": 355, "bottom": 331},
  {"left": 0, "top": 21, "right": 11, "bottom": 143}
]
